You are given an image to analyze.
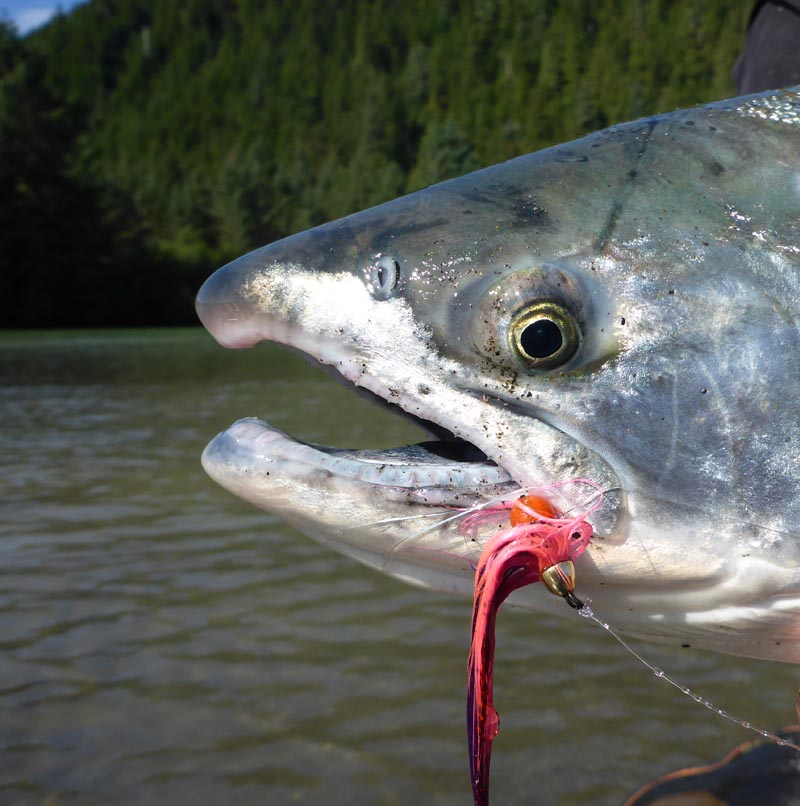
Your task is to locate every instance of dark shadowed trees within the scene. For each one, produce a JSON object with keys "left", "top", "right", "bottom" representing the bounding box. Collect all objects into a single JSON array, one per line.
[{"left": 1, "top": 1, "right": 751, "bottom": 326}]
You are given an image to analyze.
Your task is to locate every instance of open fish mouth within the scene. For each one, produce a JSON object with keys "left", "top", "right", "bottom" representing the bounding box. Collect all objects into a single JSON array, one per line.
[{"left": 199, "top": 326, "right": 537, "bottom": 531}]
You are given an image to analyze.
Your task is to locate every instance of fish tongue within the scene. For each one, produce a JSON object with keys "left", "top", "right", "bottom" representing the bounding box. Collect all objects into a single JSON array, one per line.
[{"left": 467, "top": 538, "right": 541, "bottom": 806}]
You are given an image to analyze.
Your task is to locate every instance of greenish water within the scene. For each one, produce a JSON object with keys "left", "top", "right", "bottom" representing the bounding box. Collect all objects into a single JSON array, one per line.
[{"left": 0, "top": 328, "right": 798, "bottom": 805}]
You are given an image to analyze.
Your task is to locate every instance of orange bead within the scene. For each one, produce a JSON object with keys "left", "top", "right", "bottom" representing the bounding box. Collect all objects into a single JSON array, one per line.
[{"left": 509, "top": 494, "right": 560, "bottom": 526}]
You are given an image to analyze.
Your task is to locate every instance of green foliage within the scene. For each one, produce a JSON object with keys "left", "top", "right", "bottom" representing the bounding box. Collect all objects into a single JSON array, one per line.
[
  {"left": 1, "top": 0, "right": 751, "bottom": 326},
  {"left": 408, "top": 119, "right": 479, "bottom": 191}
]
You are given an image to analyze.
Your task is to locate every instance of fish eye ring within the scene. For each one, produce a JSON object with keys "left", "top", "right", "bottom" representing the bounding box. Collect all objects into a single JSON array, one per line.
[{"left": 510, "top": 301, "right": 580, "bottom": 369}]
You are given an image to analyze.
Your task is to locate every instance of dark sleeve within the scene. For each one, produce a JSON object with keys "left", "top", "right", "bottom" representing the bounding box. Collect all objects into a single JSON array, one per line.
[{"left": 733, "top": 0, "right": 800, "bottom": 94}]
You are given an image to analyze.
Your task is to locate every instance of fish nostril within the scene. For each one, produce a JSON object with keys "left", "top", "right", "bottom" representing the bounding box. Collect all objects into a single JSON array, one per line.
[{"left": 370, "top": 256, "right": 400, "bottom": 300}]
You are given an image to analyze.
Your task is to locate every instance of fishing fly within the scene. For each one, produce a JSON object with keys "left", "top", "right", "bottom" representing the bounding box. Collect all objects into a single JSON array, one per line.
[
  {"left": 460, "top": 479, "right": 602, "bottom": 806},
  {"left": 451, "top": 480, "right": 800, "bottom": 806}
]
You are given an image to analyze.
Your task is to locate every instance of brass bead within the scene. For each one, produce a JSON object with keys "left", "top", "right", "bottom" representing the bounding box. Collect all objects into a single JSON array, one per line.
[{"left": 540, "top": 560, "right": 576, "bottom": 598}]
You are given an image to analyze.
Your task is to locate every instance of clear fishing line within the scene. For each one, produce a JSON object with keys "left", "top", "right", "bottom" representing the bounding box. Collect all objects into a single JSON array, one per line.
[{"left": 577, "top": 603, "right": 800, "bottom": 752}]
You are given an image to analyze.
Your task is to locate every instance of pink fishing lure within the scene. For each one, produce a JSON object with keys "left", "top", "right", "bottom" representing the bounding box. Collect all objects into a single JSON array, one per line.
[{"left": 465, "top": 481, "right": 600, "bottom": 806}]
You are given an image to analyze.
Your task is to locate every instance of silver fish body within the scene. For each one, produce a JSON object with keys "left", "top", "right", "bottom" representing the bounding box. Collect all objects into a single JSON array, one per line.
[{"left": 197, "top": 88, "right": 800, "bottom": 662}]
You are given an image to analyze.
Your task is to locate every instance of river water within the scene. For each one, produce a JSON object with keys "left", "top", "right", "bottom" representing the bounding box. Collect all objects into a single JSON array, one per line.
[{"left": 1, "top": 328, "right": 798, "bottom": 805}]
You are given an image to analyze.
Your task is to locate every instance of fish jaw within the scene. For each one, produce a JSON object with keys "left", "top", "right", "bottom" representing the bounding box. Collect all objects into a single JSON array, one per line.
[{"left": 197, "top": 88, "right": 800, "bottom": 661}]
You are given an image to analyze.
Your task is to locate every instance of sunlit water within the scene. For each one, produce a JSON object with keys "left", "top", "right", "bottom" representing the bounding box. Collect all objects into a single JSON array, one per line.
[{"left": 1, "top": 328, "right": 798, "bottom": 805}]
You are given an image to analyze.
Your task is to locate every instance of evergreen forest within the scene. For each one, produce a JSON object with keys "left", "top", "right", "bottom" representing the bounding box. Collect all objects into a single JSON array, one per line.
[{"left": 1, "top": 0, "right": 752, "bottom": 326}]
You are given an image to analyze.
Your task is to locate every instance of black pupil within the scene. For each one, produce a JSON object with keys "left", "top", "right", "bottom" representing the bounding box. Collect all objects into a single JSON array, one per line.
[{"left": 520, "top": 319, "right": 563, "bottom": 358}]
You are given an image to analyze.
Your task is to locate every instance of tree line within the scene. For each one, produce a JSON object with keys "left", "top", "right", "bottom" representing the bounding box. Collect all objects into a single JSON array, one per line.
[{"left": 1, "top": 0, "right": 749, "bottom": 327}]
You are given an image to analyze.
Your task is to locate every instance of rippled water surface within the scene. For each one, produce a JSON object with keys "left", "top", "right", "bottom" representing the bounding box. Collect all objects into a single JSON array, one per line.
[{"left": 1, "top": 328, "right": 798, "bottom": 805}]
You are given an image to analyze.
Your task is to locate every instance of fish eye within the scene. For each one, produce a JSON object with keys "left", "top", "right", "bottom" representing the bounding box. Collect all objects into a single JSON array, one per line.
[
  {"left": 510, "top": 302, "right": 580, "bottom": 369},
  {"left": 370, "top": 257, "right": 400, "bottom": 300}
]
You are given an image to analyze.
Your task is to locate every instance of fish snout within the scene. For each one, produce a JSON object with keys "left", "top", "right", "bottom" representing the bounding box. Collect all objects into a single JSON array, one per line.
[
  {"left": 196, "top": 250, "right": 266, "bottom": 348},
  {"left": 196, "top": 244, "right": 313, "bottom": 349}
]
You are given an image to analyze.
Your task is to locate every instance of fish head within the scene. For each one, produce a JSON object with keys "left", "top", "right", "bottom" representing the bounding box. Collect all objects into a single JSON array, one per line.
[{"left": 197, "top": 88, "right": 800, "bottom": 661}]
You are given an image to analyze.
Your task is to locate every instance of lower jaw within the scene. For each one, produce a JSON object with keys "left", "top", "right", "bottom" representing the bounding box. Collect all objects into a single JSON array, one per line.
[{"left": 203, "top": 416, "right": 517, "bottom": 506}]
